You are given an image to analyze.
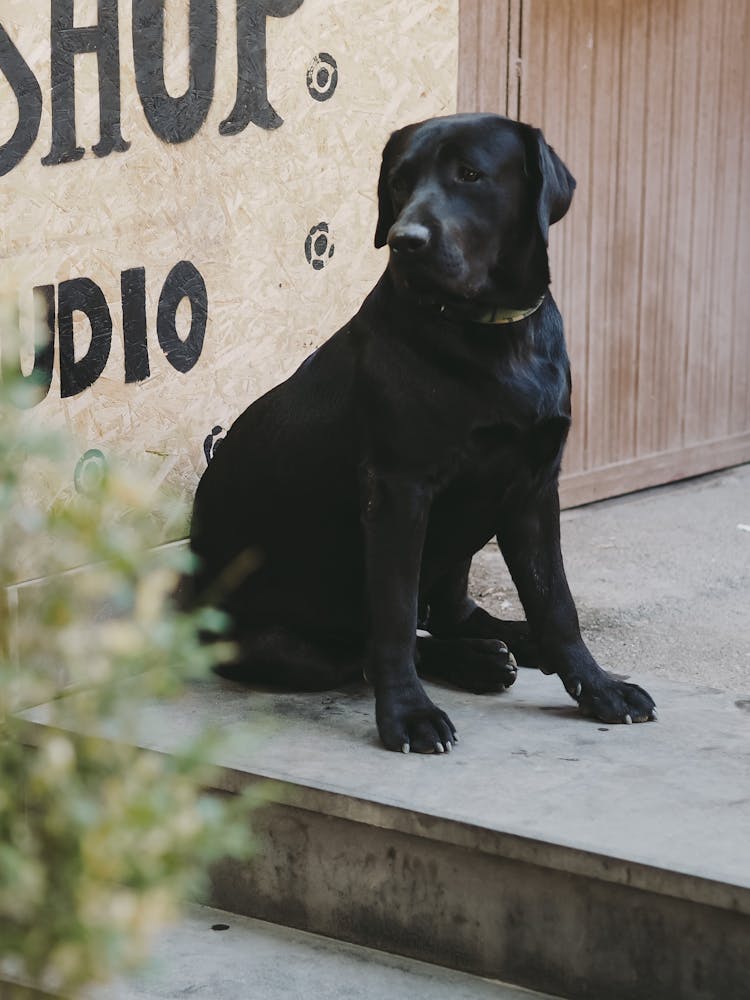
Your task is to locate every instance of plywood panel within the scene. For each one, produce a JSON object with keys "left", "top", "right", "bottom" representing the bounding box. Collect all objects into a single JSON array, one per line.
[
  {"left": 0, "top": 0, "right": 458, "bottom": 580},
  {"left": 460, "top": 0, "right": 750, "bottom": 504}
]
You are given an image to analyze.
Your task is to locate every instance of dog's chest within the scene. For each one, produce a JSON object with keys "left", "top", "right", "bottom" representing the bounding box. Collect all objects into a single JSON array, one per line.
[
  {"left": 424, "top": 411, "right": 569, "bottom": 558},
  {"left": 454, "top": 355, "right": 570, "bottom": 477},
  {"left": 463, "top": 412, "right": 566, "bottom": 494}
]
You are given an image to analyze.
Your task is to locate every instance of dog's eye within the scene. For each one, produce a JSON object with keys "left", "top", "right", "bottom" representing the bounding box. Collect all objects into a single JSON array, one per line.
[{"left": 458, "top": 165, "right": 482, "bottom": 183}]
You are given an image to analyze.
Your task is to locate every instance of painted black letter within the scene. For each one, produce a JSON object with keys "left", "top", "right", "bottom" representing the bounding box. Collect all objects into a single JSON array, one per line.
[
  {"left": 0, "top": 25, "right": 42, "bottom": 176},
  {"left": 157, "top": 261, "right": 207, "bottom": 373},
  {"left": 58, "top": 278, "right": 113, "bottom": 397},
  {"left": 121, "top": 267, "right": 150, "bottom": 383},
  {"left": 133, "top": 0, "right": 217, "bottom": 144},
  {"left": 220, "top": 0, "right": 304, "bottom": 135},
  {"left": 42, "top": 0, "right": 129, "bottom": 166}
]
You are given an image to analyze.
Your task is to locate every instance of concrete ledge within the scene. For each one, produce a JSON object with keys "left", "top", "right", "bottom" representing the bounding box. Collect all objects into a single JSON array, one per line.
[{"left": 210, "top": 799, "right": 748, "bottom": 1000}]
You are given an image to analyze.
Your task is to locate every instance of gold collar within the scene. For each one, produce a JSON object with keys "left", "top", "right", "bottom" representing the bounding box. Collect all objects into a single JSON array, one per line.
[{"left": 463, "top": 294, "right": 546, "bottom": 325}]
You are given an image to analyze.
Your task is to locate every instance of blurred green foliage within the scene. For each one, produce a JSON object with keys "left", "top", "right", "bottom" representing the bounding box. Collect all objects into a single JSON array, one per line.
[{"left": 0, "top": 293, "right": 256, "bottom": 997}]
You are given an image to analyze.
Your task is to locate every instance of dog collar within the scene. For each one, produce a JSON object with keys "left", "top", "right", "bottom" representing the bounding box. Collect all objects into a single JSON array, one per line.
[
  {"left": 440, "top": 292, "right": 547, "bottom": 326},
  {"left": 441, "top": 294, "right": 546, "bottom": 325}
]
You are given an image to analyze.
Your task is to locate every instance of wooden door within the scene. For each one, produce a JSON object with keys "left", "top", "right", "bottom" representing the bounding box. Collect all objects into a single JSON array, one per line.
[{"left": 459, "top": 0, "right": 750, "bottom": 506}]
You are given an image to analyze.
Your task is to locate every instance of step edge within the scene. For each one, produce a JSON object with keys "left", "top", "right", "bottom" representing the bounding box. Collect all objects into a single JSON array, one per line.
[{"left": 209, "top": 762, "right": 750, "bottom": 917}]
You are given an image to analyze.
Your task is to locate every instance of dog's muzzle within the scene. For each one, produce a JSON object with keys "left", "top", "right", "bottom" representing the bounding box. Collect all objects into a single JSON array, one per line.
[{"left": 388, "top": 222, "right": 431, "bottom": 254}]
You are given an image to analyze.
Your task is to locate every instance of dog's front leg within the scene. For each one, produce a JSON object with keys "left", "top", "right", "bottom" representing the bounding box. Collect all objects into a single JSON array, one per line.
[
  {"left": 362, "top": 468, "right": 457, "bottom": 753},
  {"left": 497, "top": 484, "right": 656, "bottom": 724}
]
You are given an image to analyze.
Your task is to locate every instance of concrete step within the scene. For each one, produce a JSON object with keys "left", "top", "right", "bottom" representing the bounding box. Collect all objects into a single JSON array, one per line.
[
  {"left": 23, "top": 669, "right": 750, "bottom": 1000},
  {"left": 89, "top": 904, "right": 563, "bottom": 1000}
]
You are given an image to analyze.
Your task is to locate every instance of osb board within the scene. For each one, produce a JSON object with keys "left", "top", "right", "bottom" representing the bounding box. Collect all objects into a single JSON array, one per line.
[{"left": 0, "top": 0, "right": 458, "bottom": 582}]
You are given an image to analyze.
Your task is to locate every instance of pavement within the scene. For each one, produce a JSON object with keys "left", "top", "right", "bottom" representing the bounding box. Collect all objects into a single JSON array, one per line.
[
  {"left": 471, "top": 463, "right": 750, "bottom": 696},
  {"left": 90, "top": 905, "right": 563, "bottom": 1000}
]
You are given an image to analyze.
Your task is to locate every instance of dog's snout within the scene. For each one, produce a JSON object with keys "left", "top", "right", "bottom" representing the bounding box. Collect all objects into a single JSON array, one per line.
[{"left": 388, "top": 223, "right": 430, "bottom": 254}]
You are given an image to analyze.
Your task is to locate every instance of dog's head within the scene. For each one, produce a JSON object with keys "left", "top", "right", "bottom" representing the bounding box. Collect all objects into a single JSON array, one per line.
[{"left": 374, "top": 113, "right": 575, "bottom": 312}]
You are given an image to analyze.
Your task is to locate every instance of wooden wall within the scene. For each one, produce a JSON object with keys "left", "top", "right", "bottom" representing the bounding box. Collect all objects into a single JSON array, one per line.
[{"left": 460, "top": 0, "right": 750, "bottom": 506}]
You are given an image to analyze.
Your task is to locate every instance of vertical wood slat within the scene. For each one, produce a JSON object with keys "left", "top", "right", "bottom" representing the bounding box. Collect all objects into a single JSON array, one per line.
[
  {"left": 583, "top": 0, "right": 623, "bottom": 473},
  {"left": 702, "top": 0, "right": 730, "bottom": 445},
  {"left": 459, "top": 0, "right": 750, "bottom": 505},
  {"left": 683, "top": 0, "right": 724, "bottom": 446},
  {"left": 615, "top": 0, "right": 647, "bottom": 464},
  {"left": 507, "top": 0, "right": 522, "bottom": 118},
  {"left": 728, "top": 0, "right": 750, "bottom": 436},
  {"left": 458, "top": 0, "right": 522, "bottom": 115},
  {"left": 557, "top": 1, "right": 593, "bottom": 477},
  {"left": 457, "top": 0, "right": 482, "bottom": 113},
  {"left": 635, "top": 0, "right": 677, "bottom": 458}
]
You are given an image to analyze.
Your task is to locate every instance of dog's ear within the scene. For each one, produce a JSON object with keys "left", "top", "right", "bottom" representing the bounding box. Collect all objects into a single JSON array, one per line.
[
  {"left": 525, "top": 127, "right": 576, "bottom": 244},
  {"left": 374, "top": 130, "right": 400, "bottom": 249},
  {"left": 374, "top": 125, "right": 416, "bottom": 249}
]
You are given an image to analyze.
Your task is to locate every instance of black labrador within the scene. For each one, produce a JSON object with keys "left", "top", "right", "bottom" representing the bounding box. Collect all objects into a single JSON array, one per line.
[{"left": 189, "top": 112, "right": 656, "bottom": 753}]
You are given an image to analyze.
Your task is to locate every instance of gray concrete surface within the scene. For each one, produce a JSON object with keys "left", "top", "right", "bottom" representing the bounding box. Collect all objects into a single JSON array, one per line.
[
  {"left": 90, "top": 905, "right": 562, "bottom": 1000},
  {"left": 58, "top": 670, "right": 750, "bottom": 893},
  {"left": 19, "top": 466, "right": 750, "bottom": 1000},
  {"left": 23, "top": 666, "right": 750, "bottom": 901},
  {"left": 472, "top": 464, "right": 750, "bottom": 695}
]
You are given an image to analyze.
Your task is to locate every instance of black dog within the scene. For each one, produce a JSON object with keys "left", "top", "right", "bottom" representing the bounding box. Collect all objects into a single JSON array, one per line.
[{"left": 189, "top": 112, "right": 656, "bottom": 753}]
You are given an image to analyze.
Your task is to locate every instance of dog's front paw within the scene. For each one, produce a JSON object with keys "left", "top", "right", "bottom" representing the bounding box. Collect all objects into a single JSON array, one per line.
[
  {"left": 377, "top": 689, "right": 457, "bottom": 754},
  {"left": 566, "top": 673, "right": 657, "bottom": 724}
]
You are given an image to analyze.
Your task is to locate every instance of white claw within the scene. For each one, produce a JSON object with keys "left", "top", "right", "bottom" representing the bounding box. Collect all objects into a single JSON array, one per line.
[
  {"left": 435, "top": 742, "right": 445, "bottom": 754},
  {"left": 402, "top": 742, "right": 410, "bottom": 754},
  {"left": 574, "top": 682, "right": 582, "bottom": 698},
  {"left": 445, "top": 741, "right": 452, "bottom": 752},
  {"left": 651, "top": 708, "right": 659, "bottom": 721},
  {"left": 624, "top": 714, "right": 633, "bottom": 725},
  {"left": 508, "top": 652, "right": 517, "bottom": 667}
]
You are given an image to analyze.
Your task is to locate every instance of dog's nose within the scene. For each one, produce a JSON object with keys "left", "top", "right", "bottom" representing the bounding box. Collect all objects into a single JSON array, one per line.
[{"left": 388, "top": 223, "right": 430, "bottom": 254}]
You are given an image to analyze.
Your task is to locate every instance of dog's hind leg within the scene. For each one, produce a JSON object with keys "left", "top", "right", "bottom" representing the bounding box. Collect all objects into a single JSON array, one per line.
[
  {"left": 416, "top": 635, "right": 517, "bottom": 693},
  {"left": 214, "top": 627, "right": 362, "bottom": 691},
  {"left": 435, "top": 608, "right": 540, "bottom": 667},
  {"left": 425, "top": 558, "right": 541, "bottom": 667}
]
